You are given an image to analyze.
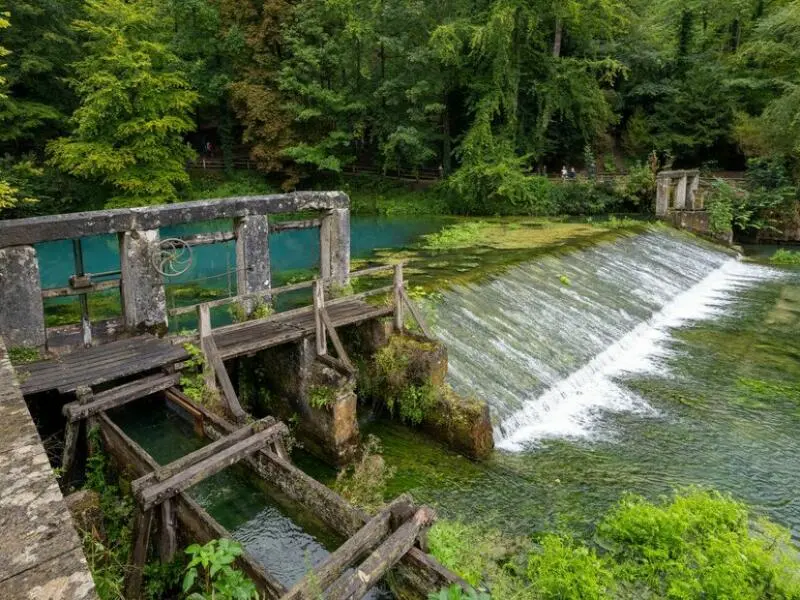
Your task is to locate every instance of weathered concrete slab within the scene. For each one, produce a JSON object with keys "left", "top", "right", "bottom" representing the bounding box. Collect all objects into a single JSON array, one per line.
[
  {"left": 0, "top": 548, "right": 96, "bottom": 600},
  {"left": 320, "top": 208, "right": 351, "bottom": 286},
  {"left": 0, "top": 192, "right": 349, "bottom": 248},
  {"left": 235, "top": 215, "right": 271, "bottom": 307},
  {"left": 0, "top": 245, "right": 46, "bottom": 347},
  {"left": 0, "top": 337, "right": 97, "bottom": 598}
]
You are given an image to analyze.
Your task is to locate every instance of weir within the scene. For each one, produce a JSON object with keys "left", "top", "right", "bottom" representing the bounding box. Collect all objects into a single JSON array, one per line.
[{"left": 0, "top": 192, "right": 488, "bottom": 599}]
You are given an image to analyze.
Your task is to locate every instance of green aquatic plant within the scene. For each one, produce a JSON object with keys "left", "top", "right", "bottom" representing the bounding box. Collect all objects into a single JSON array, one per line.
[
  {"left": 559, "top": 274, "right": 571, "bottom": 286},
  {"left": 229, "top": 298, "right": 274, "bottom": 323},
  {"left": 428, "top": 489, "right": 800, "bottom": 600},
  {"left": 421, "top": 221, "right": 491, "bottom": 250},
  {"left": 333, "top": 435, "right": 396, "bottom": 514},
  {"left": 771, "top": 249, "right": 800, "bottom": 265},
  {"left": 183, "top": 538, "right": 259, "bottom": 600}
]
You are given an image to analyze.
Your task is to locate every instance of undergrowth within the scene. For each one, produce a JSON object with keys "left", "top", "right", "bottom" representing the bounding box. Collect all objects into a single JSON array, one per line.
[
  {"left": 333, "top": 435, "right": 396, "bottom": 514},
  {"left": 180, "top": 343, "right": 218, "bottom": 406},
  {"left": 771, "top": 249, "right": 800, "bottom": 265},
  {"left": 309, "top": 384, "right": 337, "bottom": 410},
  {"left": 428, "top": 488, "right": 800, "bottom": 600}
]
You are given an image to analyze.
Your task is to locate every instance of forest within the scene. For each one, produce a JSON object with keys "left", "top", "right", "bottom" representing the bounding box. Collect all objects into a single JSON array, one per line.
[{"left": 0, "top": 0, "right": 799, "bottom": 221}]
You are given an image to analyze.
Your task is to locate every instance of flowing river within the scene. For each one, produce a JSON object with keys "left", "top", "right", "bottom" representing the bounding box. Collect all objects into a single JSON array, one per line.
[{"left": 43, "top": 216, "right": 800, "bottom": 579}]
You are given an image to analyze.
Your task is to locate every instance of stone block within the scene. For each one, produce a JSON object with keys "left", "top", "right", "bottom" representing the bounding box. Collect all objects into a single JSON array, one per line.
[
  {"left": 235, "top": 216, "right": 271, "bottom": 310},
  {"left": 320, "top": 208, "right": 351, "bottom": 285},
  {"left": 0, "top": 245, "right": 45, "bottom": 347}
]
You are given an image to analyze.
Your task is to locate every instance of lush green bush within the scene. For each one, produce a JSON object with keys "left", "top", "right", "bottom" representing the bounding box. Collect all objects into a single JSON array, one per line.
[
  {"left": 771, "top": 249, "right": 800, "bottom": 265},
  {"left": 428, "top": 489, "right": 800, "bottom": 600}
]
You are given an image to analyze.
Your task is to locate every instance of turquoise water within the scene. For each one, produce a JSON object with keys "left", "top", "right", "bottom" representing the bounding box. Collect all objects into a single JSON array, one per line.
[{"left": 36, "top": 216, "right": 449, "bottom": 289}]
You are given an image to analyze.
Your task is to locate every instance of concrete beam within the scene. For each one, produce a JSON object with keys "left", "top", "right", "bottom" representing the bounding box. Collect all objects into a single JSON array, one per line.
[
  {"left": 0, "top": 246, "right": 46, "bottom": 348},
  {"left": 235, "top": 215, "right": 271, "bottom": 309},
  {"left": 119, "top": 230, "right": 168, "bottom": 335},
  {"left": 656, "top": 178, "right": 671, "bottom": 217},
  {"left": 0, "top": 192, "right": 349, "bottom": 248},
  {"left": 674, "top": 175, "right": 688, "bottom": 210},
  {"left": 320, "top": 208, "right": 351, "bottom": 286}
]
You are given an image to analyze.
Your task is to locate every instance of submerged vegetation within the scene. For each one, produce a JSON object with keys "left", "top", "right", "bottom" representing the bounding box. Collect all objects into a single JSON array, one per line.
[{"left": 429, "top": 489, "right": 800, "bottom": 600}]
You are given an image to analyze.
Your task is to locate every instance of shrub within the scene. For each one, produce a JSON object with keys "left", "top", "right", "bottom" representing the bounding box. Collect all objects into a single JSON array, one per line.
[
  {"left": 309, "top": 384, "right": 337, "bottom": 410},
  {"left": 771, "top": 249, "right": 800, "bottom": 265},
  {"left": 183, "top": 539, "right": 259, "bottom": 600},
  {"left": 428, "top": 585, "right": 492, "bottom": 600}
]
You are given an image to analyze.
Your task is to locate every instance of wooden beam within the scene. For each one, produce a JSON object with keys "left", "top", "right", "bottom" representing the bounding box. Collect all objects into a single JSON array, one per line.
[
  {"left": 60, "top": 385, "right": 93, "bottom": 480},
  {"left": 131, "top": 417, "right": 277, "bottom": 496},
  {"left": 281, "top": 496, "right": 414, "bottom": 600},
  {"left": 136, "top": 422, "right": 288, "bottom": 511},
  {"left": 393, "top": 263, "right": 404, "bottom": 332},
  {"left": 316, "top": 353, "right": 355, "bottom": 376},
  {"left": 125, "top": 507, "right": 154, "bottom": 600},
  {"left": 158, "top": 499, "right": 178, "bottom": 562},
  {"left": 180, "top": 231, "right": 236, "bottom": 247},
  {"left": 63, "top": 373, "right": 180, "bottom": 422},
  {"left": 400, "top": 288, "right": 433, "bottom": 339},
  {"left": 319, "top": 307, "right": 354, "bottom": 371},
  {"left": 270, "top": 218, "right": 323, "bottom": 233},
  {"left": 313, "top": 280, "right": 327, "bottom": 356},
  {"left": 204, "top": 335, "right": 247, "bottom": 423},
  {"left": 325, "top": 506, "right": 437, "bottom": 600},
  {"left": 41, "top": 279, "right": 120, "bottom": 299}
]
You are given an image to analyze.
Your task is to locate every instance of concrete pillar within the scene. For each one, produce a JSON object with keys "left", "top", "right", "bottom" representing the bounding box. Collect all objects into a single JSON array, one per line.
[
  {"left": 234, "top": 216, "right": 270, "bottom": 307},
  {"left": 674, "top": 174, "right": 688, "bottom": 210},
  {"left": 0, "top": 245, "right": 45, "bottom": 348},
  {"left": 688, "top": 173, "right": 701, "bottom": 209},
  {"left": 320, "top": 208, "right": 351, "bottom": 286},
  {"left": 119, "top": 230, "right": 168, "bottom": 335},
  {"left": 655, "top": 177, "right": 670, "bottom": 216}
]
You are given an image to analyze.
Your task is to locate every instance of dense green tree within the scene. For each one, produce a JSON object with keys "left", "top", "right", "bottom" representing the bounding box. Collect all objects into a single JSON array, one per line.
[
  {"left": 0, "top": 0, "right": 82, "bottom": 152},
  {"left": 48, "top": 0, "right": 198, "bottom": 207}
]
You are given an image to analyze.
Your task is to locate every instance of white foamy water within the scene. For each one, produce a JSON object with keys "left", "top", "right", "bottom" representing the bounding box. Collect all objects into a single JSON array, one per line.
[{"left": 429, "top": 230, "right": 778, "bottom": 450}]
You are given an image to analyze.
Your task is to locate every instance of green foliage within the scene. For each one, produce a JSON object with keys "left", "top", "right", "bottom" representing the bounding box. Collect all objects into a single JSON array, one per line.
[
  {"left": 48, "top": 0, "right": 198, "bottom": 207},
  {"left": 428, "top": 585, "right": 491, "bottom": 600},
  {"left": 183, "top": 538, "right": 259, "bottom": 600},
  {"left": 229, "top": 299, "right": 274, "bottom": 323},
  {"left": 559, "top": 275, "right": 571, "bottom": 286},
  {"left": 429, "top": 489, "right": 800, "bottom": 600},
  {"left": 705, "top": 180, "right": 745, "bottom": 234},
  {"left": 527, "top": 535, "right": 613, "bottom": 600},
  {"left": 8, "top": 346, "right": 40, "bottom": 364},
  {"left": 422, "top": 222, "right": 492, "bottom": 250},
  {"left": 771, "top": 249, "right": 800, "bottom": 266},
  {"left": 180, "top": 342, "right": 216, "bottom": 405},
  {"left": 393, "top": 383, "right": 439, "bottom": 426},
  {"left": 309, "top": 384, "right": 337, "bottom": 410},
  {"left": 333, "top": 435, "right": 396, "bottom": 514},
  {"left": 83, "top": 426, "right": 135, "bottom": 600}
]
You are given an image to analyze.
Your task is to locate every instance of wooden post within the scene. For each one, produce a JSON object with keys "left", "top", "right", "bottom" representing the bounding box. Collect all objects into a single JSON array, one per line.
[
  {"left": 400, "top": 288, "right": 433, "bottom": 339},
  {"left": 60, "top": 386, "right": 93, "bottom": 482},
  {"left": 313, "top": 280, "right": 327, "bottom": 356},
  {"left": 197, "top": 303, "right": 217, "bottom": 394},
  {"left": 125, "top": 507, "right": 154, "bottom": 600},
  {"left": 393, "top": 263, "right": 404, "bottom": 332},
  {"left": 158, "top": 499, "right": 177, "bottom": 562}
]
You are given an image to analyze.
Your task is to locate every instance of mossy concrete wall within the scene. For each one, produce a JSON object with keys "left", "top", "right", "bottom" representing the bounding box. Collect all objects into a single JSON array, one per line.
[{"left": 236, "top": 337, "right": 359, "bottom": 465}]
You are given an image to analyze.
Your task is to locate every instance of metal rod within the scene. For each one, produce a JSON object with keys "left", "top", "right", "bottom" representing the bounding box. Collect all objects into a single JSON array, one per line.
[{"left": 72, "top": 239, "right": 92, "bottom": 347}]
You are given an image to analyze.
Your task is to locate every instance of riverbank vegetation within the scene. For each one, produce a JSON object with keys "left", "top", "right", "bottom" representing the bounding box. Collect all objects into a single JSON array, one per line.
[
  {"left": 1, "top": 0, "right": 799, "bottom": 227},
  {"left": 428, "top": 489, "right": 800, "bottom": 599}
]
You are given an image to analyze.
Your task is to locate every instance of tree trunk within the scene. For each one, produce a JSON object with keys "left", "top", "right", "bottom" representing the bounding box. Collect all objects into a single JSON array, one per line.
[
  {"left": 442, "top": 94, "right": 451, "bottom": 176},
  {"left": 552, "top": 17, "right": 563, "bottom": 58}
]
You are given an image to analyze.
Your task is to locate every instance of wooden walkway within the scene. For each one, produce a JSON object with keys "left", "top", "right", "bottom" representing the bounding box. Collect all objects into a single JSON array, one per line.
[{"left": 20, "top": 299, "right": 392, "bottom": 396}]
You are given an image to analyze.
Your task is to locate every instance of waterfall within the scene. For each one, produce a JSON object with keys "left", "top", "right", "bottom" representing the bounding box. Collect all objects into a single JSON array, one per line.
[{"left": 430, "top": 230, "right": 773, "bottom": 450}]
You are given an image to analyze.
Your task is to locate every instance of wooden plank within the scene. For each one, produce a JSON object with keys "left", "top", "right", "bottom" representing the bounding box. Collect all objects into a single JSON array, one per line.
[
  {"left": 281, "top": 496, "right": 413, "bottom": 600},
  {"left": 63, "top": 372, "right": 180, "bottom": 422},
  {"left": 125, "top": 507, "right": 154, "bottom": 600},
  {"left": 317, "top": 354, "right": 355, "bottom": 376},
  {"left": 136, "top": 422, "right": 288, "bottom": 511},
  {"left": 41, "top": 279, "right": 120, "bottom": 299},
  {"left": 204, "top": 335, "right": 247, "bottom": 422},
  {"left": 319, "top": 308, "right": 354, "bottom": 371},
  {"left": 131, "top": 417, "right": 276, "bottom": 496},
  {"left": 270, "top": 218, "right": 323, "bottom": 233},
  {"left": 325, "top": 507, "right": 437, "bottom": 600},
  {"left": 400, "top": 288, "right": 433, "bottom": 339},
  {"left": 180, "top": 231, "right": 236, "bottom": 247}
]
